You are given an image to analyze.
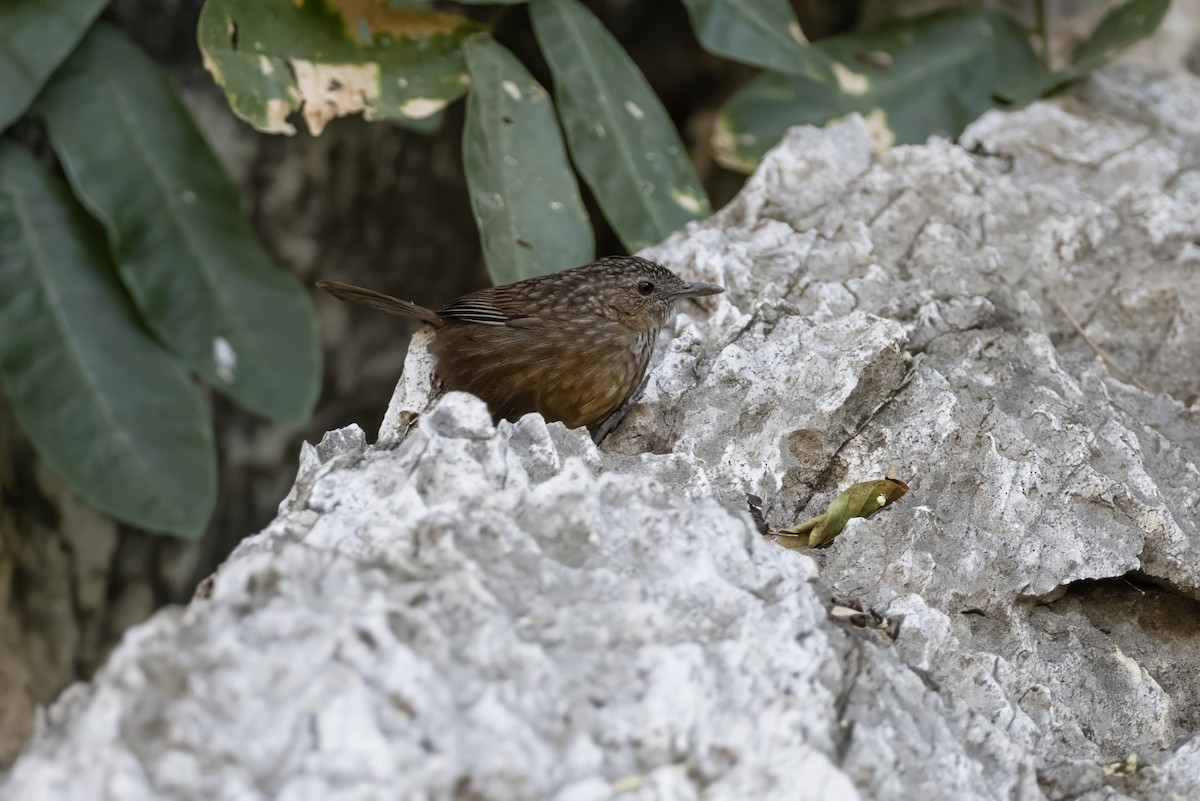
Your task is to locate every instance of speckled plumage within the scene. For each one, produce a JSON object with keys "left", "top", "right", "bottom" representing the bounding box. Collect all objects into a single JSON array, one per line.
[{"left": 318, "top": 256, "right": 723, "bottom": 431}]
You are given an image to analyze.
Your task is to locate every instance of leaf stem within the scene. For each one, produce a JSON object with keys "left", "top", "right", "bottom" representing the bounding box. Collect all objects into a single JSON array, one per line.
[{"left": 1033, "top": 0, "right": 1050, "bottom": 68}]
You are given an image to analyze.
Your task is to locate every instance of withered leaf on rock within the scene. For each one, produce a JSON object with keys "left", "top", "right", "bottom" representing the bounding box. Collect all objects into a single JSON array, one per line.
[{"left": 775, "top": 471, "right": 908, "bottom": 550}]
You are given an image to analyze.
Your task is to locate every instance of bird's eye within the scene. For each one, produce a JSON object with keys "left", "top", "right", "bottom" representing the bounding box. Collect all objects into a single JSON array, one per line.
[{"left": 636, "top": 281, "right": 654, "bottom": 296}]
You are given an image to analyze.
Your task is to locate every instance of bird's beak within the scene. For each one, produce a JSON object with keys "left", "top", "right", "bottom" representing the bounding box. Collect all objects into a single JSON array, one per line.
[{"left": 673, "top": 281, "right": 725, "bottom": 299}]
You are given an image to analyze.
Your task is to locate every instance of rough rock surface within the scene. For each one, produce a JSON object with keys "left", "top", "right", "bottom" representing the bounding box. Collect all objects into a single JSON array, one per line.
[{"left": 4, "top": 63, "right": 1200, "bottom": 800}]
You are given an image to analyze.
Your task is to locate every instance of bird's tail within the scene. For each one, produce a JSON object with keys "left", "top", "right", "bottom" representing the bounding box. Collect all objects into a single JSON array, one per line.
[{"left": 316, "top": 280, "right": 443, "bottom": 327}]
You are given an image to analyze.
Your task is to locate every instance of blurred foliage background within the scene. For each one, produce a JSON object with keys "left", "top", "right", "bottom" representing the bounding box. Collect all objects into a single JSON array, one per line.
[{"left": 0, "top": 0, "right": 1174, "bottom": 767}]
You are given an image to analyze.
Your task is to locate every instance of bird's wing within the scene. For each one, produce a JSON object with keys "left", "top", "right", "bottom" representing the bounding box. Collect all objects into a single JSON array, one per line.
[
  {"left": 438, "top": 294, "right": 509, "bottom": 325},
  {"left": 438, "top": 283, "right": 548, "bottom": 327}
]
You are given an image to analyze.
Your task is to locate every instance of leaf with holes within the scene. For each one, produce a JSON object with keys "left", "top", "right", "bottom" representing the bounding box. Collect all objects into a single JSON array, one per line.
[
  {"left": 0, "top": 142, "right": 216, "bottom": 538},
  {"left": 715, "top": 10, "right": 1049, "bottom": 172},
  {"left": 198, "top": 0, "right": 484, "bottom": 135},
  {"left": 680, "top": 0, "right": 834, "bottom": 82},
  {"left": 531, "top": 0, "right": 711, "bottom": 252},
  {"left": 0, "top": 0, "right": 106, "bottom": 131},
  {"left": 462, "top": 35, "right": 593, "bottom": 284},
  {"left": 40, "top": 24, "right": 320, "bottom": 422}
]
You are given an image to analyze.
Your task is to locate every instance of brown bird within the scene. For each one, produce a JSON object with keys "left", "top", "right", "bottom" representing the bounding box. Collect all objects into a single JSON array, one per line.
[{"left": 318, "top": 256, "right": 723, "bottom": 432}]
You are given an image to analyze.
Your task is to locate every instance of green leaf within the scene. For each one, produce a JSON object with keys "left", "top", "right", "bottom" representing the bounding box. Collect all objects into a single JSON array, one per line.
[
  {"left": 462, "top": 35, "right": 593, "bottom": 284},
  {"left": 390, "top": 0, "right": 524, "bottom": 5},
  {"left": 716, "top": 10, "right": 1050, "bottom": 171},
  {"left": 1071, "top": 0, "right": 1169, "bottom": 74},
  {"left": 198, "top": 0, "right": 484, "bottom": 135},
  {"left": 0, "top": 143, "right": 216, "bottom": 538},
  {"left": 530, "top": 0, "right": 711, "bottom": 251},
  {"left": 0, "top": 0, "right": 107, "bottom": 132},
  {"left": 40, "top": 24, "right": 321, "bottom": 423},
  {"left": 680, "top": 0, "right": 834, "bottom": 82},
  {"left": 1000, "top": 0, "right": 1171, "bottom": 104}
]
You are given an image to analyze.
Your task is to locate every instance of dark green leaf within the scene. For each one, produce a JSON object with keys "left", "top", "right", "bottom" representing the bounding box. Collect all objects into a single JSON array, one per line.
[
  {"left": 716, "top": 10, "right": 1050, "bottom": 171},
  {"left": 462, "top": 35, "right": 593, "bottom": 284},
  {"left": 530, "top": 0, "right": 711, "bottom": 251},
  {"left": 390, "top": 0, "right": 524, "bottom": 5},
  {"left": 1000, "top": 0, "right": 1171, "bottom": 103},
  {"left": 1071, "top": 0, "right": 1169, "bottom": 73},
  {"left": 40, "top": 24, "right": 321, "bottom": 422},
  {"left": 0, "top": 0, "right": 107, "bottom": 131},
  {"left": 198, "top": 0, "right": 484, "bottom": 135},
  {"left": 0, "top": 143, "right": 216, "bottom": 538},
  {"left": 680, "top": 0, "right": 834, "bottom": 82}
]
